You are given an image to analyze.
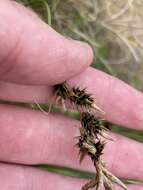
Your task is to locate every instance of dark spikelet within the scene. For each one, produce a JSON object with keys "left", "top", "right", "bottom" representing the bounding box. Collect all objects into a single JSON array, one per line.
[
  {"left": 77, "top": 126, "right": 105, "bottom": 161},
  {"left": 54, "top": 82, "right": 96, "bottom": 110},
  {"left": 69, "top": 87, "right": 94, "bottom": 108},
  {"left": 54, "top": 82, "right": 70, "bottom": 100},
  {"left": 92, "top": 141, "right": 105, "bottom": 163},
  {"left": 81, "top": 112, "right": 109, "bottom": 137}
]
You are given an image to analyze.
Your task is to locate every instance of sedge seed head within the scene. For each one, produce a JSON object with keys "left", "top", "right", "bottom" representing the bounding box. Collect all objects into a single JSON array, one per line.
[
  {"left": 54, "top": 82, "right": 70, "bottom": 100},
  {"left": 69, "top": 87, "right": 94, "bottom": 109},
  {"left": 81, "top": 112, "right": 106, "bottom": 136},
  {"left": 54, "top": 83, "right": 103, "bottom": 112}
]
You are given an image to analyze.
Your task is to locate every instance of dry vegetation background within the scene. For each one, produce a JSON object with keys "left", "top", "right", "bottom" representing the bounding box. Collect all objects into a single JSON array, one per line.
[{"left": 16, "top": 0, "right": 143, "bottom": 183}]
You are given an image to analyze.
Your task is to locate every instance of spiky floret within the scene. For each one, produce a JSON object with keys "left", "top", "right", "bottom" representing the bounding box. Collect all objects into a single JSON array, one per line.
[
  {"left": 54, "top": 82, "right": 94, "bottom": 107},
  {"left": 77, "top": 127, "right": 105, "bottom": 163},
  {"left": 80, "top": 112, "right": 110, "bottom": 138},
  {"left": 69, "top": 87, "right": 94, "bottom": 109},
  {"left": 54, "top": 82, "right": 103, "bottom": 112},
  {"left": 54, "top": 82, "right": 70, "bottom": 100},
  {"left": 91, "top": 141, "right": 105, "bottom": 163}
]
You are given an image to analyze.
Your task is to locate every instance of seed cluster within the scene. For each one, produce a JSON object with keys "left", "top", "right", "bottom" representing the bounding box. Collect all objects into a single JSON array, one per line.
[
  {"left": 55, "top": 82, "right": 95, "bottom": 110},
  {"left": 78, "top": 113, "right": 106, "bottom": 163},
  {"left": 54, "top": 82, "right": 128, "bottom": 190}
]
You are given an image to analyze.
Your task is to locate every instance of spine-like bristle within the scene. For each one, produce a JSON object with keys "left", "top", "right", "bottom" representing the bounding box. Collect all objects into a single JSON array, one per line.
[{"left": 92, "top": 103, "right": 105, "bottom": 114}]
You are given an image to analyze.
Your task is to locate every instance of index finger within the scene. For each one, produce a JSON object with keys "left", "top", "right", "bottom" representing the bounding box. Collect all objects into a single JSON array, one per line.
[
  {"left": 69, "top": 67, "right": 143, "bottom": 130},
  {"left": 0, "top": 0, "right": 93, "bottom": 85},
  {"left": 0, "top": 67, "right": 143, "bottom": 130}
]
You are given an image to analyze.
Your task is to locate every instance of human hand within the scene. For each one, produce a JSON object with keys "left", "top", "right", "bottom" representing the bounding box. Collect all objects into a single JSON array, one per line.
[{"left": 0, "top": 1, "right": 142, "bottom": 189}]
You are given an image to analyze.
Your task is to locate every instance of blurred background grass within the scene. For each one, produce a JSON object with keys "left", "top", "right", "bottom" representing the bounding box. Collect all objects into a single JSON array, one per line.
[
  {"left": 15, "top": 0, "right": 143, "bottom": 184},
  {"left": 17, "top": 0, "right": 143, "bottom": 90}
]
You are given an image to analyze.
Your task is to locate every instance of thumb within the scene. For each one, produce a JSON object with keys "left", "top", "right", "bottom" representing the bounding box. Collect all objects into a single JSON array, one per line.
[{"left": 0, "top": 0, "right": 93, "bottom": 85}]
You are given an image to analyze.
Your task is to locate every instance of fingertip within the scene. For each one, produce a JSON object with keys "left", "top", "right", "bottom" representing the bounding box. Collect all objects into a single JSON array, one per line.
[
  {"left": 58, "top": 39, "right": 93, "bottom": 83},
  {"left": 74, "top": 40, "right": 94, "bottom": 70},
  {"left": 69, "top": 39, "right": 93, "bottom": 68}
]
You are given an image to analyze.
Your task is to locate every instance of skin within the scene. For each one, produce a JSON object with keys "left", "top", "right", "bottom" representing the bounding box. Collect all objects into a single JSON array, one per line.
[{"left": 0, "top": 0, "right": 142, "bottom": 189}]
